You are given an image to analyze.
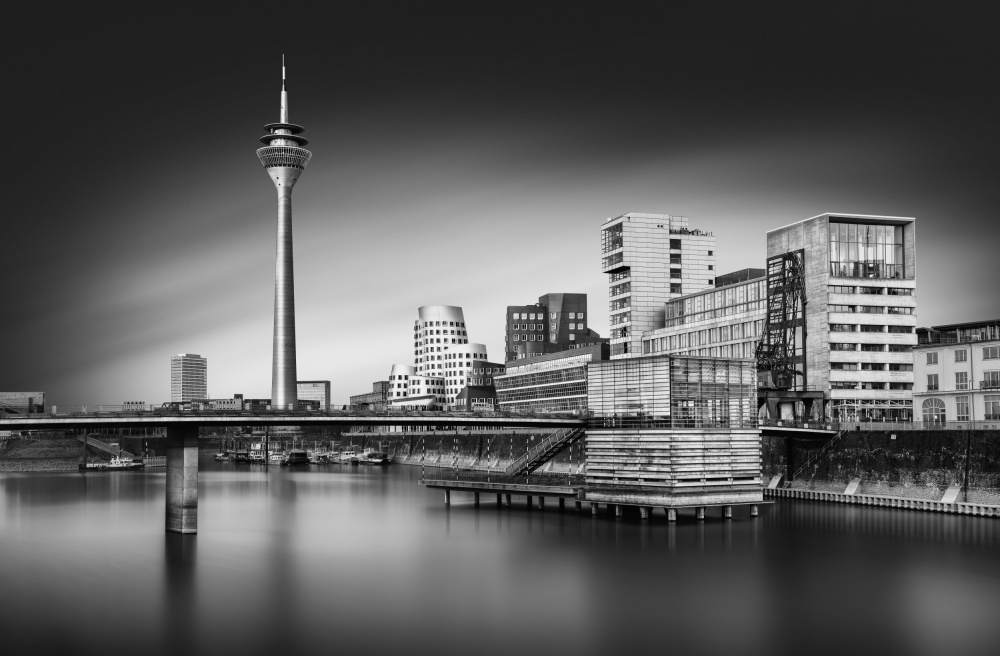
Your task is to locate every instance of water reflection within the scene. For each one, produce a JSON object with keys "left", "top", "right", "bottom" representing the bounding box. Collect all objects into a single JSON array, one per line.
[{"left": 0, "top": 461, "right": 997, "bottom": 655}]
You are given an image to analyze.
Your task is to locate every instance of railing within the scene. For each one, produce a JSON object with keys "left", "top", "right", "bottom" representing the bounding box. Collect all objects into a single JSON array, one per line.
[
  {"left": 504, "top": 428, "right": 585, "bottom": 476},
  {"left": 791, "top": 428, "right": 847, "bottom": 480},
  {"left": 77, "top": 436, "right": 136, "bottom": 459}
]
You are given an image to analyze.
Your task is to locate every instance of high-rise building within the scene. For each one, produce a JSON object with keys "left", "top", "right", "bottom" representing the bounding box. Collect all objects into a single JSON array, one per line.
[
  {"left": 296, "top": 380, "right": 330, "bottom": 410},
  {"left": 170, "top": 354, "right": 207, "bottom": 402},
  {"left": 505, "top": 293, "right": 604, "bottom": 361},
  {"left": 257, "top": 59, "right": 312, "bottom": 410},
  {"left": 601, "top": 213, "right": 717, "bottom": 359}
]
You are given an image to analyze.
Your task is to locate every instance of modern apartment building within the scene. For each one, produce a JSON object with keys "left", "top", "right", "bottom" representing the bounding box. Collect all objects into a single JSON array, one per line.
[
  {"left": 495, "top": 343, "right": 608, "bottom": 413},
  {"left": 505, "top": 293, "right": 604, "bottom": 361},
  {"left": 601, "top": 213, "right": 717, "bottom": 359},
  {"left": 767, "top": 213, "right": 917, "bottom": 421},
  {"left": 913, "top": 319, "right": 1000, "bottom": 426},
  {"left": 296, "top": 380, "right": 330, "bottom": 410},
  {"left": 170, "top": 353, "right": 207, "bottom": 402},
  {"left": 642, "top": 271, "right": 767, "bottom": 360}
]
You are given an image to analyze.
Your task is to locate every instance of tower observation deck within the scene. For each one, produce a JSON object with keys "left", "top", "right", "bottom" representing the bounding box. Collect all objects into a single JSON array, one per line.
[{"left": 258, "top": 58, "right": 312, "bottom": 410}]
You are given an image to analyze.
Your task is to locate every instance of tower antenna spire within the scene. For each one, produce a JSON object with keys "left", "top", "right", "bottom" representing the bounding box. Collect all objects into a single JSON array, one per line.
[{"left": 280, "top": 55, "right": 289, "bottom": 123}]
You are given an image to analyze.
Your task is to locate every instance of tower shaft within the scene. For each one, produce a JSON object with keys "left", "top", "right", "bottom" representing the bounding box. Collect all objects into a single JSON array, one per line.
[{"left": 272, "top": 184, "right": 297, "bottom": 409}]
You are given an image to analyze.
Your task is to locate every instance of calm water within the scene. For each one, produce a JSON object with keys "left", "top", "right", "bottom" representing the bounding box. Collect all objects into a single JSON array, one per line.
[{"left": 1, "top": 459, "right": 999, "bottom": 656}]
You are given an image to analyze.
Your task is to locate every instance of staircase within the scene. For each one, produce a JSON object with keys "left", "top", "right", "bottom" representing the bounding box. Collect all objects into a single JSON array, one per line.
[
  {"left": 77, "top": 436, "right": 166, "bottom": 467},
  {"left": 504, "top": 428, "right": 586, "bottom": 476},
  {"left": 791, "top": 428, "right": 847, "bottom": 481}
]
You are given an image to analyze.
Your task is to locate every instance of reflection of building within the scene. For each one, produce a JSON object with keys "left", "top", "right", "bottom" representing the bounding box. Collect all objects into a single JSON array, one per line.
[
  {"left": 170, "top": 354, "right": 207, "bottom": 402},
  {"left": 0, "top": 392, "right": 45, "bottom": 413},
  {"left": 495, "top": 343, "right": 607, "bottom": 413},
  {"left": 766, "top": 213, "right": 917, "bottom": 421},
  {"left": 350, "top": 381, "right": 390, "bottom": 410},
  {"left": 601, "top": 213, "right": 717, "bottom": 359},
  {"left": 297, "top": 380, "right": 331, "bottom": 410},
  {"left": 506, "top": 293, "right": 604, "bottom": 361},
  {"left": 913, "top": 319, "right": 1000, "bottom": 426},
  {"left": 584, "top": 354, "right": 761, "bottom": 513}
]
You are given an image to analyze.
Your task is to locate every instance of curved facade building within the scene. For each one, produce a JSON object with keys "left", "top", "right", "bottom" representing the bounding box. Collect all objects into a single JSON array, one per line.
[{"left": 387, "top": 304, "right": 498, "bottom": 409}]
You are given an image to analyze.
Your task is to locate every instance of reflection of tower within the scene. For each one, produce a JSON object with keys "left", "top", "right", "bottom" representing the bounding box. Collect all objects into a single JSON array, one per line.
[{"left": 258, "top": 58, "right": 312, "bottom": 410}]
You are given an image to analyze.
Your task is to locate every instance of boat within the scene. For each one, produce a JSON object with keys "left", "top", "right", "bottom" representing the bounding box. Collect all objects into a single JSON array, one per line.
[
  {"left": 359, "top": 449, "right": 391, "bottom": 466},
  {"left": 339, "top": 450, "right": 359, "bottom": 465},
  {"left": 107, "top": 456, "right": 144, "bottom": 470},
  {"left": 249, "top": 450, "right": 267, "bottom": 463},
  {"left": 79, "top": 459, "right": 107, "bottom": 471},
  {"left": 232, "top": 450, "right": 251, "bottom": 463},
  {"left": 283, "top": 450, "right": 310, "bottom": 466},
  {"left": 307, "top": 452, "right": 329, "bottom": 464},
  {"left": 268, "top": 452, "right": 285, "bottom": 463},
  {"left": 214, "top": 451, "right": 231, "bottom": 461}
]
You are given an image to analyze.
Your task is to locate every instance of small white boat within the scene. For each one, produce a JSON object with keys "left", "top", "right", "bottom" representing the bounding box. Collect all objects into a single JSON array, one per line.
[
  {"left": 359, "top": 449, "right": 390, "bottom": 466},
  {"left": 214, "top": 452, "right": 230, "bottom": 461},
  {"left": 268, "top": 452, "right": 285, "bottom": 463},
  {"left": 339, "top": 450, "right": 359, "bottom": 464},
  {"left": 106, "top": 456, "right": 144, "bottom": 470}
]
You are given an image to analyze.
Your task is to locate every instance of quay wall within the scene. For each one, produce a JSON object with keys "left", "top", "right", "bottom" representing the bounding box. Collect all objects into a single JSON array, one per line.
[{"left": 763, "top": 429, "right": 1000, "bottom": 504}]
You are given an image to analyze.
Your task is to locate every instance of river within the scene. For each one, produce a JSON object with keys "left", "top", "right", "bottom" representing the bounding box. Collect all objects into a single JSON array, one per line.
[{"left": 0, "top": 459, "right": 998, "bottom": 656}]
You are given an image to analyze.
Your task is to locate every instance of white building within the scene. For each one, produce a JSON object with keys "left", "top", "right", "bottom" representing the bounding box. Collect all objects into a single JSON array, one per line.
[
  {"left": 913, "top": 320, "right": 1000, "bottom": 427},
  {"left": 388, "top": 305, "right": 497, "bottom": 409},
  {"left": 296, "top": 380, "right": 330, "bottom": 410},
  {"left": 601, "top": 213, "right": 717, "bottom": 359},
  {"left": 170, "top": 353, "right": 207, "bottom": 402}
]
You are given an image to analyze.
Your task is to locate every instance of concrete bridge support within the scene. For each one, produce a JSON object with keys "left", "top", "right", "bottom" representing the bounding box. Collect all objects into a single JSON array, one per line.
[{"left": 165, "top": 425, "right": 199, "bottom": 534}]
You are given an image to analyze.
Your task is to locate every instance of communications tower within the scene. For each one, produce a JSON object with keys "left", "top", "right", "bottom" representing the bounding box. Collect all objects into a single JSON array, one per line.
[{"left": 257, "top": 58, "right": 312, "bottom": 410}]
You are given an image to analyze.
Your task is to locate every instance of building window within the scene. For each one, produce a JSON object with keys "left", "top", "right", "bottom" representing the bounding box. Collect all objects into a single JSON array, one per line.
[
  {"left": 984, "top": 371, "right": 1000, "bottom": 390},
  {"left": 859, "top": 306, "right": 884, "bottom": 314},
  {"left": 829, "top": 285, "right": 855, "bottom": 294},
  {"left": 888, "top": 325, "right": 912, "bottom": 333},
  {"left": 956, "top": 372, "right": 969, "bottom": 390},
  {"left": 985, "top": 395, "right": 1000, "bottom": 421},
  {"left": 926, "top": 352, "right": 939, "bottom": 365},
  {"left": 984, "top": 346, "right": 1000, "bottom": 360},
  {"left": 956, "top": 396, "right": 970, "bottom": 422},
  {"left": 927, "top": 374, "right": 939, "bottom": 391},
  {"left": 829, "top": 221, "right": 904, "bottom": 279},
  {"left": 670, "top": 239, "right": 682, "bottom": 249},
  {"left": 830, "top": 343, "right": 857, "bottom": 351},
  {"left": 887, "top": 307, "right": 913, "bottom": 315},
  {"left": 860, "top": 325, "right": 884, "bottom": 333},
  {"left": 921, "top": 398, "right": 945, "bottom": 423},
  {"left": 860, "top": 344, "right": 885, "bottom": 352},
  {"left": 670, "top": 283, "right": 682, "bottom": 294},
  {"left": 955, "top": 350, "right": 968, "bottom": 362},
  {"left": 888, "top": 363, "right": 912, "bottom": 371},
  {"left": 830, "top": 305, "right": 856, "bottom": 313}
]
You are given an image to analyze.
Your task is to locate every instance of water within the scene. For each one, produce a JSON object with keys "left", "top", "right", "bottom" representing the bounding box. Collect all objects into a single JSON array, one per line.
[{"left": 1, "top": 460, "right": 999, "bottom": 656}]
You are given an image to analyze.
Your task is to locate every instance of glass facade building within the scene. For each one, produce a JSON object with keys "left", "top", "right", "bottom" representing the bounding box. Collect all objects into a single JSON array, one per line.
[{"left": 170, "top": 353, "right": 207, "bottom": 402}]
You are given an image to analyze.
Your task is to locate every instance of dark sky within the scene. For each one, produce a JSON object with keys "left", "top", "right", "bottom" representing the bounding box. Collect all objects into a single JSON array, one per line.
[{"left": 4, "top": 1, "right": 1000, "bottom": 406}]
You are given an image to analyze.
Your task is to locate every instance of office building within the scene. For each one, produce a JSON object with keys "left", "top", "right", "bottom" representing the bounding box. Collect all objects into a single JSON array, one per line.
[
  {"left": 601, "top": 213, "right": 717, "bottom": 359},
  {"left": 505, "top": 293, "right": 604, "bottom": 361},
  {"left": 390, "top": 305, "right": 498, "bottom": 409},
  {"left": 495, "top": 343, "right": 607, "bottom": 413},
  {"left": 585, "top": 354, "right": 761, "bottom": 512},
  {"left": 913, "top": 319, "right": 1000, "bottom": 426},
  {"left": 170, "top": 354, "right": 207, "bottom": 402},
  {"left": 642, "top": 271, "right": 767, "bottom": 360},
  {"left": 766, "top": 213, "right": 917, "bottom": 421},
  {"left": 297, "top": 380, "right": 331, "bottom": 410},
  {"left": 350, "top": 381, "right": 390, "bottom": 410},
  {"left": 0, "top": 392, "right": 45, "bottom": 414},
  {"left": 257, "top": 60, "right": 312, "bottom": 410}
]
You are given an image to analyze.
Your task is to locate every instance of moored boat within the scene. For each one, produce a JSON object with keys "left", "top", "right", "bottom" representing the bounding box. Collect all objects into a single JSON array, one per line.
[{"left": 359, "top": 449, "right": 391, "bottom": 466}]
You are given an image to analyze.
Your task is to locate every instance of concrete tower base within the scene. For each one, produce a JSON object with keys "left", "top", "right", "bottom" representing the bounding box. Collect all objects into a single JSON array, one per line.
[{"left": 166, "top": 425, "right": 199, "bottom": 534}]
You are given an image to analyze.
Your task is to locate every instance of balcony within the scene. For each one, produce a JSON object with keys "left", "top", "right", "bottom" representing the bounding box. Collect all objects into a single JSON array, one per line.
[{"left": 980, "top": 380, "right": 1000, "bottom": 390}]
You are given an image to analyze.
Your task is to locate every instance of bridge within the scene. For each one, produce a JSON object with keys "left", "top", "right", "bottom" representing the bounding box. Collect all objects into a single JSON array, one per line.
[{"left": 0, "top": 408, "right": 587, "bottom": 535}]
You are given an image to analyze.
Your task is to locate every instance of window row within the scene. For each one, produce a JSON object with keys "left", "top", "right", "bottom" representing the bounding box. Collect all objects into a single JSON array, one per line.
[
  {"left": 830, "top": 343, "right": 912, "bottom": 352},
  {"left": 829, "top": 285, "right": 912, "bottom": 295},
  {"left": 831, "top": 382, "right": 913, "bottom": 390},
  {"left": 831, "top": 362, "right": 913, "bottom": 371},
  {"left": 830, "top": 324, "right": 913, "bottom": 333},
  {"left": 829, "top": 305, "right": 914, "bottom": 314}
]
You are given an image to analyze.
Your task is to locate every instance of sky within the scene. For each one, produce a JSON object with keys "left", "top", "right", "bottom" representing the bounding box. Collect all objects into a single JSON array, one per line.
[{"left": 3, "top": 1, "right": 1000, "bottom": 407}]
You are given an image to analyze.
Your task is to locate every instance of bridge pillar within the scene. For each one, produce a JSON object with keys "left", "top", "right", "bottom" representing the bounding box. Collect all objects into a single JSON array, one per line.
[
  {"left": 751, "top": 505, "right": 759, "bottom": 517},
  {"left": 696, "top": 507, "right": 705, "bottom": 521},
  {"left": 574, "top": 500, "right": 581, "bottom": 513},
  {"left": 615, "top": 505, "right": 622, "bottom": 518},
  {"left": 639, "top": 507, "right": 649, "bottom": 520},
  {"left": 666, "top": 508, "right": 677, "bottom": 522},
  {"left": 538, "top": 496, "right": 545, "bottom": 510},
  {"left": 558, "top": 498, "right": 565, "bottom": 511},
  {"left": 505, "top": 493, "right": 511, "bottom": 507},
  {"left": 724, "top": 505, "right": 733, "bottom": 519},
  {"left": 474, "top": 492, "right": 480, "bottom": 508},
  {"left": 444, "top": 490, "right": 451, "bottom": 506},
  {"left": 165, "top": 425, "right": 199, "bottom": 534},
  {"left": 591, "top": 503, "right": 598, "bottom": 515},
  {"left": 526, "top": 495, "right": 533, "bottom": 510},
  {"left": 496, "top": 493, "right": 502, "bottom": 507}
]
